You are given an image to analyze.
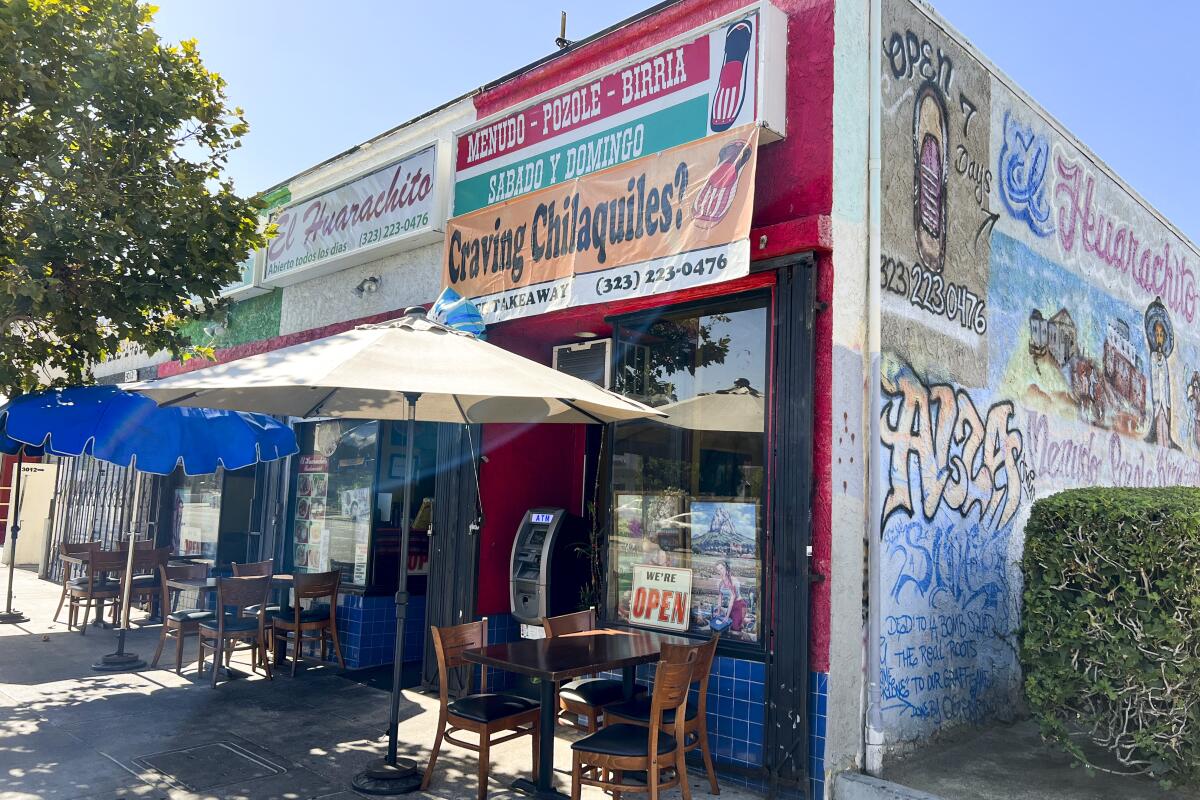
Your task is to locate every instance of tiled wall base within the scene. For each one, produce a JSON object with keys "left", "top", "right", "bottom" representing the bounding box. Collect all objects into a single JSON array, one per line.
[
  {"left": 809, "top": 671, "right": 828, "bottom": 800},
  {"left": 599, "top": 655, "right": 768, "bottom": 770},
  {"left": 331, "top": 592, "right": 427, "bottom": 669}
]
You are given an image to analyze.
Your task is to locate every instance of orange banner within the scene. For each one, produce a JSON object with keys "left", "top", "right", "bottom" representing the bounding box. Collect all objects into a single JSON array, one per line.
[{"left": 443, "top": 124, "right": 759, "bottom": 322}]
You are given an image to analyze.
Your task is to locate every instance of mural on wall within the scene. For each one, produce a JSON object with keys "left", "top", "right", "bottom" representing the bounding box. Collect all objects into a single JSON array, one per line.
[
  {"left": 880, "top": 0, "right": 1200, "bottom": 749},
  {"left": 880, "top": 9, "right": 993, "bottom": 384}
]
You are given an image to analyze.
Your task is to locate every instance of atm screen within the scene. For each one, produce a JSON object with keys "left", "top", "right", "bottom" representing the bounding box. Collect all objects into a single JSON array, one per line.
[{"left": 528, "top": 528, "right": 547, "bottom": 548}]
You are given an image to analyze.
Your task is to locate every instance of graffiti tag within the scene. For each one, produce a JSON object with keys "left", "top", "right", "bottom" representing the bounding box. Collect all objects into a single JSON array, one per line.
[
  {"left": 881, "top": 372, "right": 1024, "bottom": 530},
  {"left": 998, "top": 111, "right": 1054, "bottom": 238}
]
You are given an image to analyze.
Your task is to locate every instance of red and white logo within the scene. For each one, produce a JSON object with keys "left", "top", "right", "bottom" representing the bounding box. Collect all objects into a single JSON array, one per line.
[
  {"left": 692, "top": 139, "right": 753, "bottom": 227},
  {"left": 710, "top": 19, "right": 753, "bottom": 132}
]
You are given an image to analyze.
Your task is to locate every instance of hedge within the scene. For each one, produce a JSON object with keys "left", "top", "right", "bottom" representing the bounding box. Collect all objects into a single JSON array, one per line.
[{"left": 1022, "top": 487, "right": 1200, "bottom": 779}]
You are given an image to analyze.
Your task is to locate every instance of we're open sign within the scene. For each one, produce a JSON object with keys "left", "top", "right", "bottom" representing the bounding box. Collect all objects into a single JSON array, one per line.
[{"left": 629, "top": 564, "right": 693, "bottom": 633}]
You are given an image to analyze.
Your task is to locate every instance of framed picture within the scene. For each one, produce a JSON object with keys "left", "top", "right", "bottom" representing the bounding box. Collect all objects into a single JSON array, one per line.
[
  {"left": 687, "top": 499, "right": 760, "bottom": 642},
  {"left": 389, "top": 453, "right": 418, "bottom": 479}
]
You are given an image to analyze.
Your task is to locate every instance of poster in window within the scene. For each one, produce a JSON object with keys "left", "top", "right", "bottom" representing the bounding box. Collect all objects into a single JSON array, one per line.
[
  {"left": 688, "top": 500, "right": 759, "bottom": 642},
  {"left": 613, "top": 492, "right": 689, "bottom": 626}
]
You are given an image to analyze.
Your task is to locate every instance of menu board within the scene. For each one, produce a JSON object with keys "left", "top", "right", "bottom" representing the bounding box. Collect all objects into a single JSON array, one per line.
[
  {"left": 291, "top": 419, "right": 380, "bottom": 585},
  {"left": 294, "top": 454, "right": 328, "bottom": 571}
]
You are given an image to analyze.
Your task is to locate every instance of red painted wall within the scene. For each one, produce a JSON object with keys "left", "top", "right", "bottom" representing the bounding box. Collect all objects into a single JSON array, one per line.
[
  {"left": 474, "top": 326, "right": 587, "bottom": 615},
  {"left": 472, "top": 0, "right": 836, "bottom": 668}
]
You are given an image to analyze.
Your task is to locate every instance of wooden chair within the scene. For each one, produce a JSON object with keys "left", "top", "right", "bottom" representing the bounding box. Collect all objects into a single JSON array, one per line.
[
  {"left": 543, "top": 607, "right": 644, "bottom": 732},
  {"left": 65, "top": 547, "right": 125, "bottom": 634},
  {"left": 55, "top": 540, "right": 99, "bottom": 623},
  {"left": 231, "top": 558, "right": 274, "bottom": 576},
  {"left": 271, "top": 570, "right": 344, "bottom": 676},
  {"left": 151, "top": 563, "right": 215, "bottom": 673},
  {"left": 232, "top": 558, "right": 279, "bottom": 664},
  {"left": 197, "top": 575, "right": 273, "bottom": 687},
  {"left": 422, "top": 618, "right": 541, "bottom": 800},
  {"left": 570, "top": 645, "right": 698, "bottom": 800},
  {"left": 128, "top": 546, "right": 171, "bottom": 618},
  {"left": 605, "top": 637, "right": 722, "bottom": 795}
]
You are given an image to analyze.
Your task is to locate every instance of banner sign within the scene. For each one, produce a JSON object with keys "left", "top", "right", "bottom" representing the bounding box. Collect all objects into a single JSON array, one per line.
[
  {"left": 630, "top": 564, "right": 693, "bottom": 633},
  {"left": 221, "top": 187, "right": 291, "bottom": 298},
  {"left": 444, "top": 124, "right": 758, "bottom": 323},
  {"left": 453, "top": 6, "right": 776, "bottom": 215},
  {"left": 264, "top": 144, "right": 439, "bottom": 286}
]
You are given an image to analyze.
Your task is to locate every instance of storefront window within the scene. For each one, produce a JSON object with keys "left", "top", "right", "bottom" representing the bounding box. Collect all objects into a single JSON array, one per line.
[
  {"left": 289, "top": 420, "right": 378, "bottom": 586},
  {"left": 609, "top": 296, "right": 769, "bottom": 644},
  {"left": 173, "top": 472, "right": 222, "bottom": 559}
]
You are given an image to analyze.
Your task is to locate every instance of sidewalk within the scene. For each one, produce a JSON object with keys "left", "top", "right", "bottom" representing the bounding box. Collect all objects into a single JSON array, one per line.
[
  {"left": 882, "top": 720, "right": 1200, "bottom": 800},
  {"left": 0, "top": 567, "right": 764, "bottom": 800}
]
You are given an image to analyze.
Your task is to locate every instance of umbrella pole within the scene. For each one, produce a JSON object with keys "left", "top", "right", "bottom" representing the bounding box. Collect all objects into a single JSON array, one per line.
[
  {"left": 93, "top": 470, "right": 146, "bottom": 671},
  {"left": 0, "top": 451, "right": 29, "bottom": 625},
  {"left": 353, "top": 392, "right": 422, "bottom": 795}
]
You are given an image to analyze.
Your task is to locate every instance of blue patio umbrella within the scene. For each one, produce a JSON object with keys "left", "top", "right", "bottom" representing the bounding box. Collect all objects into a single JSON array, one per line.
[
  {"left": 0, "top": 385, "right": 298, "bottom": 667},
  {"left": 0, "top": 385, "right": 297, "bottom": 475}
]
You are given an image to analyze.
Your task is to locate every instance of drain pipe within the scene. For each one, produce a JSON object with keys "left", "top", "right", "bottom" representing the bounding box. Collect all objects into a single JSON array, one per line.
[{"left": 864, "top": 0, "right": 886, "bottom": 776}]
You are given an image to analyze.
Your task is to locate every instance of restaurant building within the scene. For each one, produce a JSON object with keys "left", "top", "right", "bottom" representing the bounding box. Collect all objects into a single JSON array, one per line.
[{"left": 30, "top": 0, "right": 1200, "bottom": 796}]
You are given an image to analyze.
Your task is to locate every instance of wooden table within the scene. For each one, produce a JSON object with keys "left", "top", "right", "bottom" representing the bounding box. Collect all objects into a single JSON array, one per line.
[
  {"left": 163, "top": 574, "right": 295, "bottom": 677},
  {"left": 462, "top": 629, "right": 691, "bottom": 799},
  {"left": 163, "top": 574, "right": 293, "bottom": 595},
  {"left": 59, "top": 551, "right": 123, "bottom": 628}
]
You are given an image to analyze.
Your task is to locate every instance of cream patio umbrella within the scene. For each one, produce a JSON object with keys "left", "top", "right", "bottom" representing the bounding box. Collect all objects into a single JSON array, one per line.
[
  {"left": 129, "top": 307, "right": 662, "bottom": 795},
  {"left": 657, "top": 378, "right": 765, "bottom": 433}
]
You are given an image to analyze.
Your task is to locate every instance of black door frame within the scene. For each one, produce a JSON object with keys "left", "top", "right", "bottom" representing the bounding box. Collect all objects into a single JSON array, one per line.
[{"left": 763, "top": 252, "right": 817, "bottom": 794}]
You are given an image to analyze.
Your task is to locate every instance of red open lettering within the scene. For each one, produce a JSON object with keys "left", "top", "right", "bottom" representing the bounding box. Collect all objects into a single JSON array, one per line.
[
  {"left": 674, "top": 593, "right": 688, "bottom": 624},
  {"left": 645, "top": 588, "right": 661, "bottom": 620}
]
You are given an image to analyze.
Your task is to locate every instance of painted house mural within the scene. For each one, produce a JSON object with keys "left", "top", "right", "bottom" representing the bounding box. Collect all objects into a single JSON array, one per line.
[{"left": 878, "top": 0, "right": 1200, "bottom": 751}]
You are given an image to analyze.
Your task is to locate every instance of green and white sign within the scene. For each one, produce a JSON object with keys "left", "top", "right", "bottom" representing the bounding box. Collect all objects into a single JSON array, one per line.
[{"left": 452, "top": 1, "right": 785, "bottom": 216}]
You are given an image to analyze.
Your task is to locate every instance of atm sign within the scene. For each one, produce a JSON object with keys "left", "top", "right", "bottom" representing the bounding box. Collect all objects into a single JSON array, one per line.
[
  {"left": 530, "top": 513, "right": 555, "bottom": 524},
  {"left": 630, "top": 564, "right": 692, "bottom": 633}
]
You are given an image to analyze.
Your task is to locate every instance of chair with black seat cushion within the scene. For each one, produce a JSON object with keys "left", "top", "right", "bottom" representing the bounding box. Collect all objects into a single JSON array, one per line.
[
  {"left": 422, "top": 618, "right": 541, "bottom": 800},
  {"left": 66, "top": 547, "right": 125, "bottom": 634},
  {"left": 271, "top": 570, "right": 344, "bottom": 676},
  {"left": 55, "top": 540, "right": 99, "bottom": 623},
  {"left": 128, "top": 546, "right": 171, "bottom": 618},
  {"left": 232, "top": 558, "right": 279, "bottom": 667},
  {"left": 571, "top": 645, "right": 698, "bottom": 800},
  {"left": 197, "top": 575, "right": 273, "bottom": 687},
  {"left": 232, "top": 558, "right": 280, "bottom": 614},
  {"left": 543, "top": 607, "right": 644, "bottom": 732},
  {"left": 151, "top": 563, "right": 214, "bottom": 673},
  {"left": 605, "top": 636, "right": 721, "bottom": 795}
]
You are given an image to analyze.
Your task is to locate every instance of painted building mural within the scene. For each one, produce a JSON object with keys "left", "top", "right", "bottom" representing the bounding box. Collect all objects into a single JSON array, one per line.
[{"left": 879, "top": 0, "right": 1200, "bottom": 748}]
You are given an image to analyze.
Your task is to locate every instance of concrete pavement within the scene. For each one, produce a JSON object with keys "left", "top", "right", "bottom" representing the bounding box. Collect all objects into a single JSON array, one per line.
[{"left": 0, "top": 567, "right": 765, "bottom": 800}]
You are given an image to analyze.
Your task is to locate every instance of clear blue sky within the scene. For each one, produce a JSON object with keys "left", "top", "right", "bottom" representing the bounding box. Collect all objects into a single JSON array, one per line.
[{"left": 152, "top": 1, "right": 1200, "bottom": 242}]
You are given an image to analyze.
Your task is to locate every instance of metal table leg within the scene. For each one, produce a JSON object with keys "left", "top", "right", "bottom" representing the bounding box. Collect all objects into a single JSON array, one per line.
[
  {"left": 622, "top": 663, "right": 636, "bottom": 699},
  {"left": 512, "top": 676, "right": 569, "bottom": 799}
]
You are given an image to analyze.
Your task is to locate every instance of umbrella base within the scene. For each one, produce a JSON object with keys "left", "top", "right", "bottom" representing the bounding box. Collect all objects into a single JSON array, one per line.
[
  {"left": 0, "top": 610, "right": 28, "bottom": 624},
  {"left": 351, "top": 757, "right": 422, "bottom": 795},
  {"left": 92, "top": 651, "right": 146, "bottom": 672}
]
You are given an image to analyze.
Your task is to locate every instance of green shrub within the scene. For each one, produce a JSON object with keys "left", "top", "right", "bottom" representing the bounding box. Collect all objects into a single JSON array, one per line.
[{"left": 1022, "top": 487, "right": 1200, "bottom": 779}]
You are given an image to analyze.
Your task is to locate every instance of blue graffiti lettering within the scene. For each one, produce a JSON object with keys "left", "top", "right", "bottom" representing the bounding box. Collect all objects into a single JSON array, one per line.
[{"left": 999, "top": 110, "right": 1054, "bottom": 238}]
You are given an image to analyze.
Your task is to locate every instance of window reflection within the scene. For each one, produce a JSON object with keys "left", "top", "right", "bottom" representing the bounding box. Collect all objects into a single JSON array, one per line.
[{"left": 610, "top": 297, "right": 768, "bottom": 644}]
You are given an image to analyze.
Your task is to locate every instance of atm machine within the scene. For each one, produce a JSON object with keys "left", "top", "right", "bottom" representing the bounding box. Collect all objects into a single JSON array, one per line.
[{"left": 509, "top": 507, "right": 588, "bottom": 636}]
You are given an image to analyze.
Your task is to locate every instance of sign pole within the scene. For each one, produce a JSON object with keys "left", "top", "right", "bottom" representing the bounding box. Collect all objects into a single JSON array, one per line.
[
  {"left": 0, "top": 451, "right": 29, "bottom": 625},
  {"left": 93, "top": 467, "right": 146, "bottom": 671},
  {"left": 352, "top": 391, "right": 423, "bottom": 795}
]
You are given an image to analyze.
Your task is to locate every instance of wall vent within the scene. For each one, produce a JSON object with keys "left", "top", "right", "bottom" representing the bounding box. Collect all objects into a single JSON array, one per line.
[{"left": 552, "top": 339, "right": 612, "bottom": 389}]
